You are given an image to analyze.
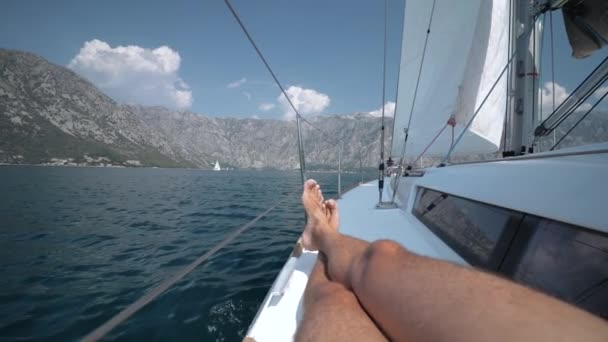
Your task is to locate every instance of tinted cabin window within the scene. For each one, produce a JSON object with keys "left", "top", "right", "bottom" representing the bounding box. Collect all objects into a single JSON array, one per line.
[
  {"left": 509, "top": 217, "right": 608, "bottom": 318},
  {"left": 413, "top": 187, "right": 608, "bottom": 319},
  {"left": 413, "top": 188, "right": 522, "bottom": 268}
]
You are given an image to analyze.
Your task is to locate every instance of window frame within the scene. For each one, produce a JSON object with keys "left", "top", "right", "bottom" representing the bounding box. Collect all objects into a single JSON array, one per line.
[
  {"left": 412, "top": 186, "right": 608, "bottom": 318},
  {"left": 412, "top": 186, "right": 524, "bottom": 270}
]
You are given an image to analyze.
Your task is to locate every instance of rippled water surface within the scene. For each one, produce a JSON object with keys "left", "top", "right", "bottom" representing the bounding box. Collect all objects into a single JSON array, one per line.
[{"left": 0, "top": 166, "right": 365, "bottom": 341}]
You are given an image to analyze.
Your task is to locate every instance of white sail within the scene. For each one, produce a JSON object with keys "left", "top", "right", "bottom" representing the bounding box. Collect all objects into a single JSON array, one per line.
[
  {"left": 213, "top": 160, "right": 221, "bottom": 171},
  {"left": 391, "top": 0, "right": 510, "bottom": 158}
]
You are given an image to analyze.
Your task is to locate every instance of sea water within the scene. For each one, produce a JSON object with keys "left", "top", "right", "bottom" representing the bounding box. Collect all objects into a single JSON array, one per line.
[{"left": 0, "top": 166, "right": 366, "bottom": 341}]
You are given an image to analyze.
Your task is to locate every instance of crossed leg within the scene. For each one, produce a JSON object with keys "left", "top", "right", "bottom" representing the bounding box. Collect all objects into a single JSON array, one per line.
[
  {"left": 295, "top": 182, "right": 385, "bottom": 341},
  {"left": 295, "top": 253, "right": 386, "bottom": 342},
  {"left": 296, "top": 179, "right": 608, "bottom": 342}
]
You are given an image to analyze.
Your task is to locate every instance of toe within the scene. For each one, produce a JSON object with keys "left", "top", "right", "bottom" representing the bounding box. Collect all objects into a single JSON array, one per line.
[{"left": 304, "top": 179, "right": 317, "bottom": 191}]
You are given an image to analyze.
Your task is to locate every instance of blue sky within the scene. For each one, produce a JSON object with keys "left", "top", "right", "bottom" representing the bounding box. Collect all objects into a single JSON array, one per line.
[{"left": 1, "top": 0, "right": 606, "bottom": 119}]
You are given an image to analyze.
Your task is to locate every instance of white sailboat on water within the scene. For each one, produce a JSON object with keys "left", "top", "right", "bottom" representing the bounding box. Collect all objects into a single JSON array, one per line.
[
  {"left": 246, "top": 0, "right": 608, "bottom": 340},
  {"left": 213, "top": 160, "right": 221, "bottom": 171}
]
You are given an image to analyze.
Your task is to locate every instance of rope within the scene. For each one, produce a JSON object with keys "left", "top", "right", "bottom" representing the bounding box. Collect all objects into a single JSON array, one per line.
[
  {"left": 412, "top": 124, "right": 448, "bottom": 166},
  {"left": 389, "top": 0, "right": 436, "bottom": 203},
  {"left": 538, "top": 55, "right": 608, "bottom": 135},
  {"left": 380, "top": 0, "right": 388, "bottom": 162},
  {"left": 388, "top": 0, "right": 406, "bottom": 157},
  {"left": 551, "top": 87, "right": 608, "bottom": 150},
  {"left": 531, "top": 13, "right": 538, "bottom": 148},
  {"left": 225, "top": 0, "right": 352, "bottom": 177},
  {"left": 224, "top": 0, "right": 301, "bottom": 123},
  {"left": 377, "top": 0, "right": 390, "bottom": 204},
  {"left": 224, "top": 0, "right": 311, "bottom": 183},
  {"left": 450, "top": 124, "right": 455, "bottom": 150},
  {"left": 403, "top": 0, "right": 437, "bottom": 155},
  {"left": 82, "top": 200, "right": 284, "bottom": 342},
  {"left": 549, "top": 10, "right": 556, "bottom": 115},
  {"left": 502, "top": 0, "right": 513, "bottom": 153},
  {"left": 443, "top": 50, "right": 517, "bottom": 164},
  {"left": 541, "top": 71, "right": 608, "bottom": 143},
  {"left": 550, "top": 9, "right": 556, "bottom": 146},
  {"left": 411, "top": 116, "right": 456, "bottom": 167}
]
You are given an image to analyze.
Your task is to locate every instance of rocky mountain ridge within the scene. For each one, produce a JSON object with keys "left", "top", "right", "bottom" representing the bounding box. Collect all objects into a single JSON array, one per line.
[
  {"left": 1, "top": 49, "right": 605, "bottom": 170},
  {"left": 0, "top": 49, "right": 390, "bottom": 169}
]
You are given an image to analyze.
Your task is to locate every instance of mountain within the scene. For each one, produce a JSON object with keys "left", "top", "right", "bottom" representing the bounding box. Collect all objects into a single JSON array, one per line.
[
  {"left": 0, "top": 49, "right": 198, "bottom": 167},
  {"left": 0, "top": 49, "right": 390, "bottom": 169},
  {"left": 128, "top": 106, "right": 390, "bottom": 169},
  {"left": 3, "top": 49, "right": 604, "bottom": 170}
]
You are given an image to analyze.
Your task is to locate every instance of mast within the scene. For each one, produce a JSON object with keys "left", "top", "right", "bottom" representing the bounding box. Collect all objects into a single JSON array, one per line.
[{"left": 505, "top": 0, "right": 544, "bottom": 155}]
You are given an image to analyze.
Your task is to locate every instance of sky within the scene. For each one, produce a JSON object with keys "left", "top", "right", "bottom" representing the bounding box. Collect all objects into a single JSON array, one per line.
[{"left": 1, "top": 0, "right": 606, "bottom": 120}]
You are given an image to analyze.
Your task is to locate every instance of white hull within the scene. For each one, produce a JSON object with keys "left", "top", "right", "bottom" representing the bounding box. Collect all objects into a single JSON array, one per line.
[{"left": 246, "top": 143, "right": 608, "bottom": 341}]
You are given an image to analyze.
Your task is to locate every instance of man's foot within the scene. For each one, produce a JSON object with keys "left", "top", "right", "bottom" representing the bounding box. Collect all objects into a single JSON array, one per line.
[
  {"left": 301, "top": 179, "right": 339, "bottom": 250},
  {"left": 325, "top": 198, "right": 340, "bottom": 231}
]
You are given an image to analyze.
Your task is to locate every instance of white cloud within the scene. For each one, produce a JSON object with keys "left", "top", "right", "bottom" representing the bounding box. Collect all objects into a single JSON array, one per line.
[
  {"left": 68, "top": 39, "right": 192, "bottom": 109},
  {"left": 368, "top": 101, "right": 395, "bottom": 117},
  {"left": 278, "top": 86, "right": 330, "bottom": 120},
  {"left": 243, "top": 91, "right": 252, "bottom": 100},
  {"left": 251, "top": 115, "right": 260, "bottom": 119},
  {"left": 258, "top": 103, "right": 275, "bottom": 111},
  {"left": 227, "top": 77, "right": 247, "bottom": 88},
  {"left": 541, "top": 82, "right": 569, "bottom": 115},
  {"left": 541, "top": 81, "right": 596, "bottom": 115}
]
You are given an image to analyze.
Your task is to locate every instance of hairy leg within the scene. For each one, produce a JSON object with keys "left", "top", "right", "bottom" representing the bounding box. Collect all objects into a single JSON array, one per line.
[
  {"left": 301, "top": 179, "right": 608, "bottom": 342},
  {"left": 295, "top": 254, "right": 386, "bottom": 342}
]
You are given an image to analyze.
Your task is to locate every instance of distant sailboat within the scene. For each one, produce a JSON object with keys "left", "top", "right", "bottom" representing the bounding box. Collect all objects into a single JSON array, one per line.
[{"left": 213, "top": 160, "right": 221, "bottom": 171}]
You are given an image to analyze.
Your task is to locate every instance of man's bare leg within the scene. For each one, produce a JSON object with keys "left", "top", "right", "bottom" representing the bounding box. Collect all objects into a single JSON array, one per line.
[
  {"left": 295, "top": 253, "right": 386, "bottom": 342},
  {"left": 297, "top": 181, "right": 385, "bottom": 341},
  {"left": 301, "top": 179, "right": 608, "bottom": 342}
]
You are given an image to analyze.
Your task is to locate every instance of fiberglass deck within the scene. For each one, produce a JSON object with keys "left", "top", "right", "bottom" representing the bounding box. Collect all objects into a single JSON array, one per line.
[{"left": 246, "top": 178, "right": 464, "bottom": 341}]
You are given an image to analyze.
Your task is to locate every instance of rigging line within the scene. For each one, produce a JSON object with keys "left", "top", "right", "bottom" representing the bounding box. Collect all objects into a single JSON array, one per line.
[
  {"left": 390, "top": 0, "right": 436, "bottom": 204},
  {"left": 377, "top": 0, "right": 389, "bottom": 205},
  {"left": 391, "top": 0, "right": 436, "bottom": 183},
  {"left": 531, "top": 12, "right": 542, "bottom": 151},
  {"left": 411, "top": 123, "right": 448, "bottom": 166},
  {"left": 502, "top": 0, "right": 514, "bottom": 153},
  {"left": 443, "top": 51, "right": 517, "bottom": 164},
  {"left": 403, "top": 0, "right": 437, "bottom": 156},
  {"left": 539, "top": 54, "right": 608, "bottom": 130},
  {"left": 224, "top": 0, "right": 301, "bottom": 122},
  {"left": 548, "top": 72, "right": 608, "bottom": 134},
  {"left": 549, "top": 9, "right": 556, "bottom": 114},
  {"left": 388, "top": 0, "right": 407, "bottom": 157},
  {"left": 550, "top": 87, "right": 608, "bottom": 151},
  {"left": 82, "top": 199, "right": 285, "bottom": 342},
  {"left": 298, "top": 116, "right": 342, "bottom": 146},
  {"left": 224, "top": 0, "right": 347, "bottom": 153},
  {"left": 389, "top": 0, "right": 407, "bottom": 203},
  {"left": 536, "top": 12, "right": 546, "bottom": 152},
  {"left": 550, "top": 9, "right": 556, "bottom": 146},
  {"left": 224, "top": 0, "right": 322, "bottom": 183},
  {"left": 380, "top": 0, "right": 388, "bottom": 162}
]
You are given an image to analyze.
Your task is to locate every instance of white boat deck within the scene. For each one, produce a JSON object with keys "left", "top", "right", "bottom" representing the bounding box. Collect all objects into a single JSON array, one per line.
[
  {"left": 246, "top": 177, "right": 463, "bottom": 341},
  {"left": 247, "top": 143, "right": 608, "bottom": 341}
]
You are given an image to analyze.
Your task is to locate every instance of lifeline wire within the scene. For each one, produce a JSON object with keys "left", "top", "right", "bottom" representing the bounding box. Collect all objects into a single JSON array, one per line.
[{"left": 82, "top": 200, "right": 284, "bottom": 342}]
